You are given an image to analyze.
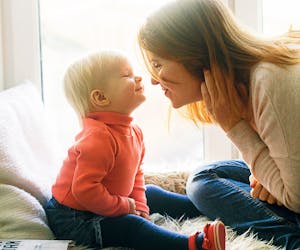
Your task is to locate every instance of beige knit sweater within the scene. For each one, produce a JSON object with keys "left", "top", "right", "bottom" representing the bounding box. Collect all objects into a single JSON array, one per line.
[{"left": 227, "top": 61, "right": 300, "bottom": 213}]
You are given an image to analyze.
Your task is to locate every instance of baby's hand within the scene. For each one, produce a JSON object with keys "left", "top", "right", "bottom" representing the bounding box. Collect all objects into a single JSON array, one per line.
[
  {"left": 128, "top": 198, "right": 136, "bottom": 214},
  {"left": 249, "top": 174, "right": 282, "bottom": 206},
  {"left": 136, "top": 210, "right": 150, "bottom": 220}
]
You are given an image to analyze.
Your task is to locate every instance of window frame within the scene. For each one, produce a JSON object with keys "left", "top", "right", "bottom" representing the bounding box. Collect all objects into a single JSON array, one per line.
[{"left": 0, "top": 0, "right": 262, "bottom": 161}]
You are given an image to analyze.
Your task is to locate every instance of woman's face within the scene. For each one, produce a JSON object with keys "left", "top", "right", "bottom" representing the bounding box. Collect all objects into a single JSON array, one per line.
[{"left": 149, "top": 54, "right": 203, "bottom": 108}]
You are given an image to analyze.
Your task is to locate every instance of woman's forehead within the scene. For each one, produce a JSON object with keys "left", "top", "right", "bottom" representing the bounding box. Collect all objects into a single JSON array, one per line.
[{"left": 147, "top": 52, "right": 164, "bottom": 62}]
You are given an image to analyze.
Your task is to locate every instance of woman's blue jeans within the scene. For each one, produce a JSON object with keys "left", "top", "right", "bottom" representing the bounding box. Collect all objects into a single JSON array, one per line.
[{"left": 186, "top": 160, "right": 300, "bottom": 250}]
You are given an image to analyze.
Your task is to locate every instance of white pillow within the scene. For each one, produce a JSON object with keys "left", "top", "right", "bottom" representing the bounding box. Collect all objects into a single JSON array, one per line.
[
  {"left": 0, "top": 82, "right": 60, "bottom": 206},
  {"left": 0, "top": 184, "right": 54, "bottom": 239}
]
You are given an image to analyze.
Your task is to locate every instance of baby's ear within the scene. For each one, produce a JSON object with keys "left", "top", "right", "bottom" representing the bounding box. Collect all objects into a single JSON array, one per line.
[{"left": 90, "top": 89, "right": 111, "bottom": 107}]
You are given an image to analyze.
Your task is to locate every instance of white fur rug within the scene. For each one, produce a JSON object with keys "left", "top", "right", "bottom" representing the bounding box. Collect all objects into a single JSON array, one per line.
[
  {"left": 76, "top": 171, "right": 282, "bottom": 250},
  {"left": 101, "top": 212, "right": 280, "bottom": 250},
  {"left": 115, "top": 171, "right": 280, "bottom": 250}
]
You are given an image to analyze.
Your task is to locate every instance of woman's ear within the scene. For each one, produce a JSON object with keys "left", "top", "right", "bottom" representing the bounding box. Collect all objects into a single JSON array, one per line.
[{"left": 90, "top": 89, "right": 111, "bottom": 107}]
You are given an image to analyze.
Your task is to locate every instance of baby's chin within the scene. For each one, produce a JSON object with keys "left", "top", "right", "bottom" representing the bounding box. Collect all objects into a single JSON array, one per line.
[
  {"left": 137, "top": 95, "right": 146, "bottom": 104},
  {"left": 134, "top": 96, "right": 147, "bottom": 109}
]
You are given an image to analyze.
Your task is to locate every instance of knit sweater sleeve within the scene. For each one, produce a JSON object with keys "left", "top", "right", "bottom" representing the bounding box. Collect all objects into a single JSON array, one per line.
[{"left": 227, "top": 62, "right": 300, "bottom": 213}]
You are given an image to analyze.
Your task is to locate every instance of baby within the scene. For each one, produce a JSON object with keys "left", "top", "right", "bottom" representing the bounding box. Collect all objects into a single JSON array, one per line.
[{"left": 45, "top": 50, "right": 225, "bottom": 250}]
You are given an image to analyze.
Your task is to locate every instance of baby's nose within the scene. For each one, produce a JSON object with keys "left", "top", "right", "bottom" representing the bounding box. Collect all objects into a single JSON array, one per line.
[{"left": 135, "top": 76, "right": 142, "bottom": 82}]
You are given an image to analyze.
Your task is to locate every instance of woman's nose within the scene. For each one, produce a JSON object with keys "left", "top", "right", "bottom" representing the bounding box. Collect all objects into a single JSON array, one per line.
[{"left": 151, "top": 78, "right": 160, "bottom": 85}]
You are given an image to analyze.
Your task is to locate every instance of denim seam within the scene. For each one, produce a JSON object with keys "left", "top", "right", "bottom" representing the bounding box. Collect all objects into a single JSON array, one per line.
[
  {"left": 218, "top": 175, "right": 285, "bottom": 222},
  {"left": 212, "top": 163, "right": 283, "bottom": 222},
  {"left": 93, "top": 216, "right": 103, "bottom": 248}
]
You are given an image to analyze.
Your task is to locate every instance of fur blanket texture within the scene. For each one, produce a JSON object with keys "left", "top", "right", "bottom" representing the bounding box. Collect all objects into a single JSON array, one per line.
[
  {"left": 80, "top": 172, "right": 282, "bottom": 250},
  {"left": 141, "top": 172, "right": 281, "bottom": 250}
]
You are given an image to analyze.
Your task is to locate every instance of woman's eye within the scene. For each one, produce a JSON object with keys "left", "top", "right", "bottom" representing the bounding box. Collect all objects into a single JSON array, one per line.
[{"left": 152, "top": 62, "right": 161, "bottom": 69}]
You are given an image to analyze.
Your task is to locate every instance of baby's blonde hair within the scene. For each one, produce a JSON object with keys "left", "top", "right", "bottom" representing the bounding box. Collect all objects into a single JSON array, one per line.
[{"left": 64, "top": 50, "right": 127, "bottom": 119}]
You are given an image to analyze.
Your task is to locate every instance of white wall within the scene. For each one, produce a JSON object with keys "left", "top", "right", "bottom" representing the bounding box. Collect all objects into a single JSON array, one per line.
[
  {"left": 0, "top": 0, "right": 41, "bottom": 91},
  {"left": 0, "top": 0, "right": 4, "bottom": 90},
  {"left": 234, "top": 0, "right": 262, "bottom": 32}
]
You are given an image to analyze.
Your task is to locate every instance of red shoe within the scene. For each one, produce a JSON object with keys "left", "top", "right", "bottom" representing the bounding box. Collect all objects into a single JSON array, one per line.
[{"left": 202, "top": 220, "right": 226, "bottom": 250}]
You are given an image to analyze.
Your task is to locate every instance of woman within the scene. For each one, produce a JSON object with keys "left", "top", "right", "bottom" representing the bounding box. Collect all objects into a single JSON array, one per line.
[{"left": 137, "top": 0, "right": 300, "bottom": 249}]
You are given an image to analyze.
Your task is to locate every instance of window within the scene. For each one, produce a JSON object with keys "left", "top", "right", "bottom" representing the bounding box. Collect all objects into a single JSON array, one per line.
[
  {"left": 40, "top": 0, "right": 274, "bottom": 171},
  {"left": 7, "top": 0, "right": 298, "bottom": 172},
  {"left": 262, "top": 0, "right": 300, "bottom": 35},
  {"left": 39, "top": 0, "right": 204, "bottom": 171}
]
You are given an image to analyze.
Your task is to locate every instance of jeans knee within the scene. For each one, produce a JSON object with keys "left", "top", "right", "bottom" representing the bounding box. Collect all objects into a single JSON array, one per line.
[
  {"left": 146, "top": 184, "right": 160, "bottom": 192},
  {"left": 145, "top": 184, "right": 161, "bottom": 198},
  {"left": 186, "top": 169, "right": 216, "bottom": 203},
  {"left": 186, "top": 160, "right": 250, "bottom": 199}
]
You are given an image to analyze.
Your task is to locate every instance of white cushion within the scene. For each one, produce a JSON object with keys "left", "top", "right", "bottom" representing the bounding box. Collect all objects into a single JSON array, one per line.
[
  {"left": 0, "top": 82, "right": 60, "bottom": 239},
  {"left": 0, "top": 184, "right": 54, "bottom": 239}
]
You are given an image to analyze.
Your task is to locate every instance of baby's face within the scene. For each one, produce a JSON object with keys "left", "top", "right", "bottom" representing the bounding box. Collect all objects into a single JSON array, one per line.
[{"left": 104, "top": 58, "right": 146, "bottom": 114}]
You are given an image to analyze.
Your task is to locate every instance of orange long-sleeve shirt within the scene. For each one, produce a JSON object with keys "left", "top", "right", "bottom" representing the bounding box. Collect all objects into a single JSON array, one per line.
[{"left": 52, "top": 112, "right": 149, "bottom": 217}]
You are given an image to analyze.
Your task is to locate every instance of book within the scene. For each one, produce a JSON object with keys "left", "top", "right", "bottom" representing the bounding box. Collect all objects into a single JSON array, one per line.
[{"left": 0, "top": 240, "right": 71, "bottom": 250}]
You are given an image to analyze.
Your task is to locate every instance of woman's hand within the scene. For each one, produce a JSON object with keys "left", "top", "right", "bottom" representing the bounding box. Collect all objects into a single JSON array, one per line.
[
  {"left": 249, "top": 175, "right": 283, "bottom": 206},
  {"left": 201, "top": 69, "right": 243, "bottom": 132}
]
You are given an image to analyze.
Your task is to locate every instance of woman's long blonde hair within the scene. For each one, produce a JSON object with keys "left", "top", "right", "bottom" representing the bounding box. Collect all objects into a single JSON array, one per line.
[{"left": 137, "top": 0, "right": 300, "bottom": 124}]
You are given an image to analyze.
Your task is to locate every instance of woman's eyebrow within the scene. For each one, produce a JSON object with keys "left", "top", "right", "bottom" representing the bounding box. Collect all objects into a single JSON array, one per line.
[{"left": 150, "top": 59, "right": 160, "bottom": 64}]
